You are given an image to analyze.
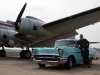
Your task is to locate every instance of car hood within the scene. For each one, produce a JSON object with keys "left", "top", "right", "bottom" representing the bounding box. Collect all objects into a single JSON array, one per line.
[{"left": 34, "top": 47, "right": 59, "bottom": 55}]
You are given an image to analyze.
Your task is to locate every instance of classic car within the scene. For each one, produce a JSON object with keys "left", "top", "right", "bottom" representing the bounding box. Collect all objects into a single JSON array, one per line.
[
  {"left": 89, "top": 48, "right": 100, "bottom": 60},
  {"left": 32, "top": 39, "right": 93, "bottom": 69}
]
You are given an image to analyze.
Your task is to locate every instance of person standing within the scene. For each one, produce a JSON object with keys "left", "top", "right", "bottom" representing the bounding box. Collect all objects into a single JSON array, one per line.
[{"left": 77, "top": 34, "right": 91, "bottom": 68}]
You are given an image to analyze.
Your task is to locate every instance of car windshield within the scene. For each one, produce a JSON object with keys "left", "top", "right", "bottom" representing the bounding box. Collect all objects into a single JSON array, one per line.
[{"left": 54, "top": 40, "right": 76, "bottom": 47}]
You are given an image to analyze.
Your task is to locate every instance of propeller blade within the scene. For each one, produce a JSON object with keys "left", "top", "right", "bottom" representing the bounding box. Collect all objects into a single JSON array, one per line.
[{"left": 15, "top": 3, "right": 27, "bottom": 30}]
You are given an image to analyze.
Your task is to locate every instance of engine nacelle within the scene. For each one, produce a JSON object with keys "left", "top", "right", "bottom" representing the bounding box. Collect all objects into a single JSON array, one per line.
[
  {"left": 6, "top": 40, "right": 16, "bottom": 47},
  {"left": 17, "top": 18, "right": 52, "bottom": 37},
  {"left": 3, "top": 40, "right": 21, "bottom": 47},
  {"left": 0, "top": 29, "right": 16, "bottom": 42},
  {"left": 0, "top": 29, "right": 16, "bottom": 47}
]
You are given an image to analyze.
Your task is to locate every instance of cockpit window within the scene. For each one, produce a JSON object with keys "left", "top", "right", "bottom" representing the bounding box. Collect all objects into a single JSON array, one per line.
[{"left": 54, "top": 40, "right": 76, "bottom": 47}]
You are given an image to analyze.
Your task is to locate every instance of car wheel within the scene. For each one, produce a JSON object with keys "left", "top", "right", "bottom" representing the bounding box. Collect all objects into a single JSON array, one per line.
[
  {"left": 38, "top": 63, "right": 46, "bottom": 68},
  {"left": 65, "top": 56, "right": 73, "bottom": 69},
  {"left": 96, "top": 57, "right": 99, "bottom": 60},
  {"left": 90, "top": 58, "right": 92, "bottom": 65}
]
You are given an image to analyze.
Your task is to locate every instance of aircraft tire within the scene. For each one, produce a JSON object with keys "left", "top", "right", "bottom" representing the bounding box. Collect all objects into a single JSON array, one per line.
[
  {"left": 25, "top": 50, "right": 31, "bottom": 59},
  {"left": 0, "top": 50, "right": 6, "bottom": 57},
  {"left": 20, "top": 50, "right": 26, "bottom": 59}
]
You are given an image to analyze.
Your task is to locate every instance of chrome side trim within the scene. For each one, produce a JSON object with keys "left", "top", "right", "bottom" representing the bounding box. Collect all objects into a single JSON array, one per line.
[
  {"left": 33, "top": 54, "right": 59, "bottom": 56},
  {"left": 33, "top": 57, "right": 67, "bottom": 64}
]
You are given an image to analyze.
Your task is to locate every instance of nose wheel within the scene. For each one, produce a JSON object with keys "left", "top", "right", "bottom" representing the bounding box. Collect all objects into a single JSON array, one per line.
[
  {"left": 0, "top": 50, "right": 6, "bottom": 57},
  {"left": 0, "top": 46, "right": 6, "bottom": 57}
]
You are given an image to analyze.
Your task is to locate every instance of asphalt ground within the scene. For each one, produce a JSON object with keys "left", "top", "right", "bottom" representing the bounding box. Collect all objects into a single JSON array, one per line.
[{"left": 0, "top": 54, "right": 100, "bottom": 75}]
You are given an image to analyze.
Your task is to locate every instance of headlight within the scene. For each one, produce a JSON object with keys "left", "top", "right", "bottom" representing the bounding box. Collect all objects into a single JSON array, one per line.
[
  {"left": 58, "top": 49, "right": 63, "bottom": 54},
  {"left": 32, "top": 49, "right": 36, "bottom": 54}
]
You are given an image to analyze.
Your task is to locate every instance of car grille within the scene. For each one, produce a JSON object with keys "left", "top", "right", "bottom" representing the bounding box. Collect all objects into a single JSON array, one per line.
[{"left": 34, "top": 55, "right": 60, "bottom": 61}]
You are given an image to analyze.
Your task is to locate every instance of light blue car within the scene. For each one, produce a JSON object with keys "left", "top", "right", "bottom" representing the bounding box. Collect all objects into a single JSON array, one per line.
[{"left": 32, "top": 39, "right": 93, "bottom": 69}]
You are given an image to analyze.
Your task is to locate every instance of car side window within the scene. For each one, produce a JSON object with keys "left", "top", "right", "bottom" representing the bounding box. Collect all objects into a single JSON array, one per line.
[{"left": 76, "top": 42, "right": 80, "bottom": 48}]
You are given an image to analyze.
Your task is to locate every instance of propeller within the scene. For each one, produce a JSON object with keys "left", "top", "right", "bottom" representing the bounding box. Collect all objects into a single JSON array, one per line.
[{"left": 14, "top": 3, "right": 27, "bottom": 30}]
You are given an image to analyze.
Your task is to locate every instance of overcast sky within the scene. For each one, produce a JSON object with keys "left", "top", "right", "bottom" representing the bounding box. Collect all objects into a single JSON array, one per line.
[{"left": 0, "top": 0, "right": 100, "bottom": 48}]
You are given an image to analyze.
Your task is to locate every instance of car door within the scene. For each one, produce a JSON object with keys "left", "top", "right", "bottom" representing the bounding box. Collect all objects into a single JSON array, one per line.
[{"left": 74, "top": 42, "right": 83, "bottom": 63}]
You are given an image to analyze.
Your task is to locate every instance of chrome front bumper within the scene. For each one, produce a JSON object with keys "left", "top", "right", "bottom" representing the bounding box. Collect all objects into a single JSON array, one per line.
[{"left": 33, "top": 55, "right": 67, "bottom": 65}]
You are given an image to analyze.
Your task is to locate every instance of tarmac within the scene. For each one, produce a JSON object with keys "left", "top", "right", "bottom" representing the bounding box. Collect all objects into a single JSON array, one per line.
[{"left": 0, "top": 56, "right": 100, "bottom": 75}]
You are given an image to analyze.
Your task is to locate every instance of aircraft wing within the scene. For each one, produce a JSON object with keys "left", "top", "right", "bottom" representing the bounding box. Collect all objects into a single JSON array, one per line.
[
  {"left": 16, "top": 6, "right": 100, "bottom": 47},
  {"left": 43, "top": 7, "right": 100, "bottom": 34}
]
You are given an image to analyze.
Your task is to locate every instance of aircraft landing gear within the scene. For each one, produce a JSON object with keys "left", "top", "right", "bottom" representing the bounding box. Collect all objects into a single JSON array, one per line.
[
  {"left": 0, "top": 46, "right": 6, "bottom": 57},
  {"left": 20, "top": 46, "right": 31, "bottom": 59}
]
